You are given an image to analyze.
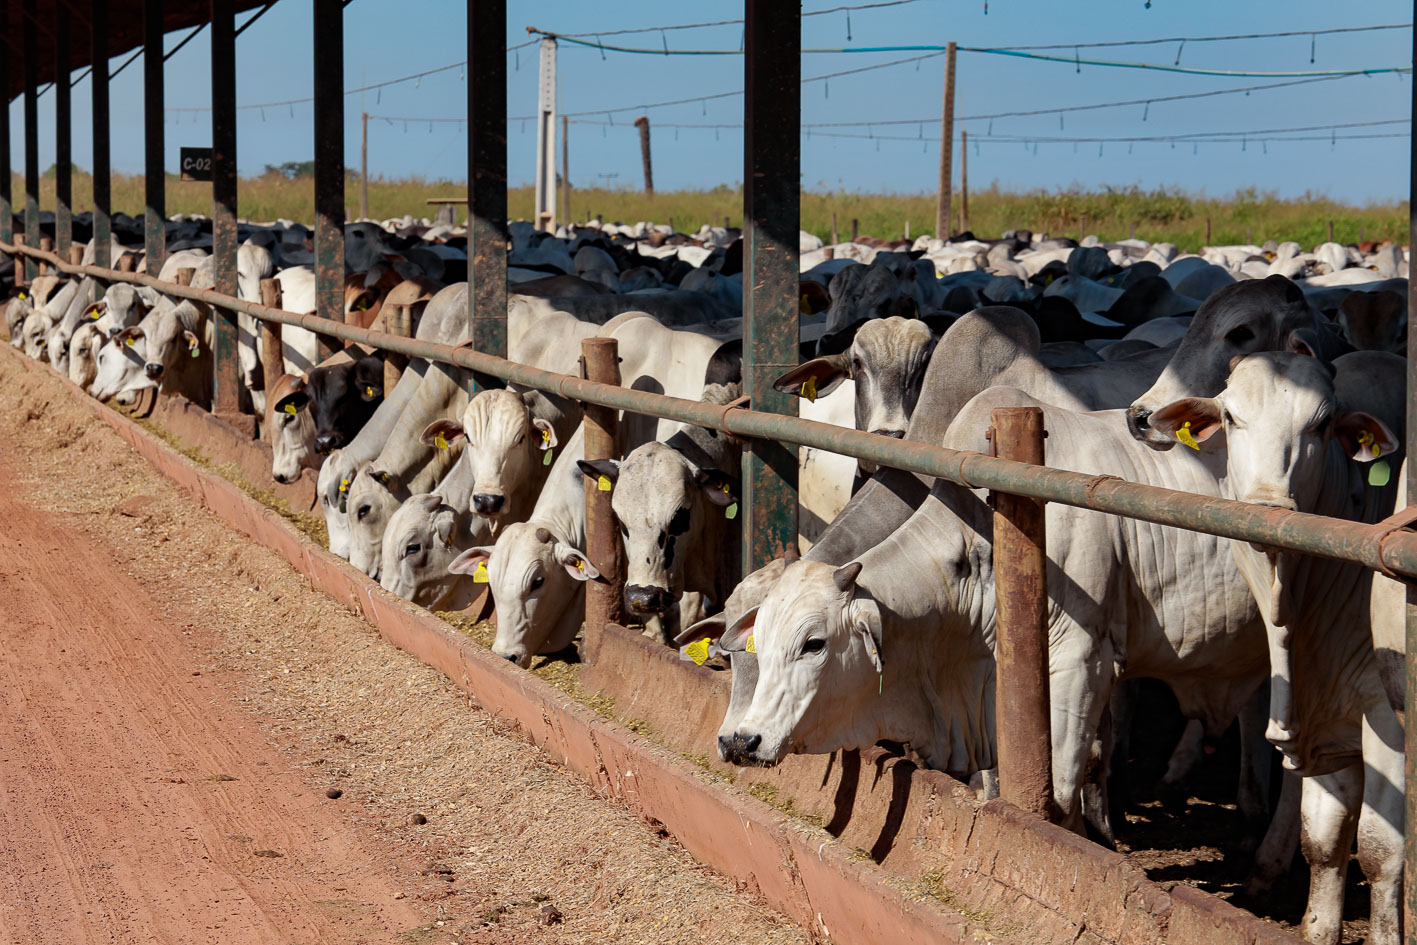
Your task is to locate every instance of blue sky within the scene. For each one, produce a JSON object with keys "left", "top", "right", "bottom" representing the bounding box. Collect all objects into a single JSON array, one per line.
[{"left": 10, "top": 1, "right": 1414, "bottom": 203}]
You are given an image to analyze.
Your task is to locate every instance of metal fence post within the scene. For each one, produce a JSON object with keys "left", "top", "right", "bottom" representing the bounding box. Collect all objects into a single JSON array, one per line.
[
  {"left": 990, "top": 406, "right": 1054, "bottom": 820},
  {"left": 467, "top": 0, "right": 507, "bottom": 393},
  {"left": 22, "top": 0, "right": 38, "bottom": 284},
  {"left": 259, "top": 277, "right": 284, "bottom": 417},
  {"left": 89, "top": 0, "right": 110, "bottom": 269},
  {"left": 741, "top": 0, "right": 800, "bottom": 574},
  {"left": 210, "top": 0, "right": 241, "bottom": 419},
  {"left": 581, "top": 337, "right": 624, "bottom": 635},
  {"left": 1403, "top": 3, "right": 1417, "bottom": 938},
  {"left": 53, "top": 1, "right": 71, "bottom": 256},
  {"left": 312, "top": 0, "right": 343, "bottom": 358},
  {"left": 143, "top": 0, "right": 165, "bottom": 272}
]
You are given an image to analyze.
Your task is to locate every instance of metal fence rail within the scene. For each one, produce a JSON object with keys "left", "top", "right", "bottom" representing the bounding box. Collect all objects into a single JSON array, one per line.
[{"left": 9, "top": 236, "right": 1417, "bottom": 584}]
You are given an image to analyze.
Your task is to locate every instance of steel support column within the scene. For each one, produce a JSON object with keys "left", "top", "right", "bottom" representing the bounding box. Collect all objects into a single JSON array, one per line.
[
  {"left": 210, "top": 0, "right": 240, "bottom": 415},
  {"left": 467, "top": 0, "right": 507, "bottom": 391},
  {"left": 0, "top": 4, "right": 12, "bottom": 281},
  {"left": 312, "top": 0, "right": 343, "bottom": 356},
  {"left": 1403, "top": 4, "right": 1417, "bottom": 940},
  {"left": 741, "top": 0, "right": 799, "bottom": 573},
  {"left": 22, "top": 0, "right": 38, "bottom": 283},
  {"left": 52, "top": 2, "right": 70, "bottom": 254},
  {"left": 143, "top": 0, "right": 164, "bottom": 271},
  {"left": 90, "top": 0, "right": 109, "bottom": 268}
]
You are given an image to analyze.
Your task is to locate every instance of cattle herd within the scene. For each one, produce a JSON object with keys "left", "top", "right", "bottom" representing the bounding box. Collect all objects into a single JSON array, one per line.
[{"left": 4, "top": 211, "right": 1412, "bottom": 944}]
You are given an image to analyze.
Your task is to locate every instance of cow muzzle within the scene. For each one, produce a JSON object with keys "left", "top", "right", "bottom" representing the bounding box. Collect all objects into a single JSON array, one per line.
[
  {"left": 718, "top": 732, "right": 765, "bottom": 766},
  {"left": 472, "top": 492, "right": 505, "bottom": 515},
  {"left": 1124, "top": 405, "right": 1151, "bottom": 439},
  {"left": 625, "top": 583, "right": 673, "bottom": 616},
  {"left": 871, "top": 429, "right": 906, "bottom": 439},
  {"left": 313, "top": 432, "right": 342, "bottom": 454},
  {"left": 144, "top": 362, "right": 164, "bottom": 379}
]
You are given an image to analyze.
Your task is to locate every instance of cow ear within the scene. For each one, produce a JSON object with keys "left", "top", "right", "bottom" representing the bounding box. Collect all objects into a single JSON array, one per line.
[
  {"left": 354, "top": 356, "right": 383, "bottom": 399},
  {"left": 850, "top": 597, "right": 884, "bottom": 674},
  {"left": 366, "top": 468, "right": 399, "bottom": 490},
  {"left": 87, "top": 300, "right": 107, "bottom": 320},
  {"left": 1334, "top": 411, "right": 1399, "bottom": 463},
  {"left": 896, "top": 294, "right": 919, "bottom": 319},
  {"left": 1149, "top": 398, "right": 1224, "bottom": 446},
  {"left": 555, "top": 544, "right": 603, "bottom": 583},
  {"left": 697, "top": 468, "right": 738, "bottom": 507},
  {"left": 349, "top": 289, "right": 377, "bottom": 314},
  {"left": 531, "top": 417, "right": 557, "bottom": 450},
  {"left": 114, "top": 326, "right": 144, "bottom": 348},
  {"left": 798, "top": 280, "right": 831, "bottom": 314},
  {"left": 773, "top": 355, "right": 849, "bottom": 399},
  {"left": 1287, "top": 328, "right": 1319, "bottom": 359},
  {"left": 420, "top": 418, "right": 466, "bottom": 448},
  {"left": 577, "top": 458, "right": 619, "bottom": 486},
  {"left": 182, "top": 329, "right": 200, "bottom": 356},
  {"left": 448, "top": 546, "right": 493, "bottom": 576},
  {"left": 674, "top": 612, "right": 726, "bottom": 649},
  {"left": 717, "top": 606, "right": 759, "bottom": 653},
  {"left": 273, "top": 389, "right": 310, "bottom": 417}
]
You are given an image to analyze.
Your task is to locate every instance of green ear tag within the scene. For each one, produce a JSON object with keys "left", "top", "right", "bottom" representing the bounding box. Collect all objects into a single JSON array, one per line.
[
  {"left": 1369, "top": 458, "right": 1392, "bottom": 488},
  {"left": 543, "top": 448, "right": 553, "bottom": 466},
  {"left": 725, "top": 502, "right": 738, "bottom": 520}
]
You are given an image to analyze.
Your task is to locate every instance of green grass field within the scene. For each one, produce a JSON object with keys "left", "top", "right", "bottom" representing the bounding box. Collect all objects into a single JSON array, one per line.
[{"left": 16, "top": 170, "right": 1408, "bottom": 252}]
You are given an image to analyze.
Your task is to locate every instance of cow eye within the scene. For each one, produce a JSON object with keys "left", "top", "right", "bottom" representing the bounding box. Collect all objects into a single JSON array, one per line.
[
  {"left": 403, "top": 542, "right": 421, "bottom": 558},
  {"left": 514, "top": 433, "right": 524, "bottom": 445},
  {"left": 618, "top": 521, "right": 629, "bottom": 538},
  {"left": 852, "top": 356, "right": 863, "bottom": 373},
  {"left": 530, "top": 575, "right": 544, "bottom": 591},
  {"left": 356, "top": 504, "right": 371, "bottom": 521},
  {"left": 1225, "top": 326, "right": 1256, "bottom": 347},
  {"left": 1313, "top": 415, "right": 1332, "bottom": 437},
  {"left": 800, "top": 638, "right": 826, "bottom": 655}
]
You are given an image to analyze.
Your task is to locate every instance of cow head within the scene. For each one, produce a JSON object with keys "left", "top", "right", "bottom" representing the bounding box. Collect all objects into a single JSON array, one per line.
[
  {"left": 1127, "top": 275, "right": 1319, "bottom": 449},
  {"left": 309, "top": 356, "right": 383, "bottom": 455},
  {"left": 379, "top": 493, "right": 467, "bottom": 610},
  {"left": 345, "top": 462, "right": 406, "bottom": 580},
  {"left": 318, "top": 449, "right": 359, "bottom": 559},
  {"left": 775, "top": 316, "right": 935, "bottom": 439},
  {"left": 714, "top": 560, "right": 884, "bottom": 766},
  {"left": 266, "top": 373, "right": 317, "bottom": 484},
  {"left": 1335, "top": 289, "right": 1406, "bottom": 354},
  {"left": 448, "top": 523, "right": 600, "bottom": 667},
  {"left": 135, "top": 303, "right": 203, "bottom": 382},
  {"left": 577, "top": 443, "right": 736, "bottom": 618},
  {"left": 68, "top": 322, "right": 105, "bottom": 390},
  {"left": 95, "top": 283, "right": 152, "bottom": 334},
  {"left": 21, "top": 309, "right": 55, "bottom": 360},
  {"left": 816, "top": 264, "right": 921, "bottom": 356},
  {"left": 90, "top": 328, "right": 150, "bottom": 402},
  {"left": 421, "top": 388, "right": 556, "bottom": 518},
  {"left": 6, "top": 289, "right": 33, "bottom": 345}
]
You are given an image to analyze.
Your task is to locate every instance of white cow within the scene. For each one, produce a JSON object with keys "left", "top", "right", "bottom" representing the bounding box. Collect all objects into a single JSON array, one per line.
[{"left": 1150, "top": 351, "right": 1405, "bottom": 945}]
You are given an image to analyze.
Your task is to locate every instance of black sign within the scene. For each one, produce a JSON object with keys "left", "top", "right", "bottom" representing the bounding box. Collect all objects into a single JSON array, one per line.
[{"left": 180, "top": 147, "right": 213, "bottom": 182}]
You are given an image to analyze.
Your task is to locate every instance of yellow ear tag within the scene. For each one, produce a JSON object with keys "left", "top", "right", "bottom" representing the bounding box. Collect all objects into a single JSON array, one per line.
[
  {"left": 434, "top": 433, "right": 449, "bottom": 451},
  {"left": 801, "top": 375, "right": 818, "bottom": 403},
  {"left": 366, "top": 386, "right": 375, "bottom": 398},
  {"left": 597, "top": 474, "right": 612, "bottom": 492},
  {"left": 472, "top": 561, "right": 490, "bottom": 583},
  {"left": 799, "top": 292, "right": 811, "bottom": 314},
  {"left": 88, "top": 307, "right": 100, "bottom": 320},
  {"left": 1176, "top": 421, "right": 1200, "bottom": 450},
  {"left": 357, "top": 298, "right": 369, "bottom": 311},
  {"left": 575, "top": 558, "right": 586, "bottom": 572},
  {"left": 684, "top": 637, "right": 712, "bottom": 665},
  {"left": 1357, "top": 429, "right": 1379, "bottom": 459},
  {"left": 125, "top": 337, "right": 135, "bottom": 347},
  {"left": 339, "top": 477, "right": 349, "bottom": 492},
  {"left": 745, "top": 635, "right": 756, "bottom": 654},
  {"left": 283, "top": 403, "right": 297, "bottom": 416},
  {"left": 17, "top": 291, "right": 25, "bottom": 299}
]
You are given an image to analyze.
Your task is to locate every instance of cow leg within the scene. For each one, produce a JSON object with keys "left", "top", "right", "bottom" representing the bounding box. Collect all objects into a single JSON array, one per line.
[
  {"left": 1264, "top": 619, "right": 1300, "bottom": 763},
  {"left": 1298, "top": 766, "right": 1362, "bottom": 945},
  {"left": 1357, "top": 698, "right": 1404, "bottom": 945},
  {"left": 1245, "top": 768, "right": 1301, "bottom": 897},
  {"left": 1048, "top": 649, "right": 1111, "bottom": 835},
  {"left": 1157, "top": 719, "right": 1205, "bottom": 796},
  {"left": 1081, "top": 701, "right": 1117, "bottom": 848},
  {"left": 1235, "top": 681, "right": 1276, "bottom": 846},
  {"left": 1105, "top": 680, "right": 1137, "bottom": 834}
]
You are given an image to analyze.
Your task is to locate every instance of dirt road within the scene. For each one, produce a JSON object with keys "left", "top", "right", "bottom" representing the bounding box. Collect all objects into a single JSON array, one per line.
[{"left": 0, "top": 352, "right": 806, "bottom": 944}]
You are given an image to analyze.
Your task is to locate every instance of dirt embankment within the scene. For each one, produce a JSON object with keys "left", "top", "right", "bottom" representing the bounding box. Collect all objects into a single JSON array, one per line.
[{"left": 0, "top": 352, "right": 806, "bottom": 944}]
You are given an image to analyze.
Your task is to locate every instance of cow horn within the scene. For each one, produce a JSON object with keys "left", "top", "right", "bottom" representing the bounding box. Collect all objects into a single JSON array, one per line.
[
  {"left": 535, "top": 526, "right": 553, "bottom": 544},
  {"left": 832, "top": 562, "right": 863, "bottom": 592}
]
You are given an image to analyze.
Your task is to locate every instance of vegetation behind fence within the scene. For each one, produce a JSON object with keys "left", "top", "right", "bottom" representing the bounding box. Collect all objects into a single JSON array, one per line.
[{"left": 13, "top": 169, "right": 1408, "bottom": 251}]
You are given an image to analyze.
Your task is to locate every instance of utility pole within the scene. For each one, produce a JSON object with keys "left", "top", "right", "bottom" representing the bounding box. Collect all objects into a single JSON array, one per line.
[
  {"left": 634, "top": 115, "right": 654, "bottom": 194},
  {"left": 561, "top": 114, "right": 570, "bottom": 226},
  {"left": 360, "top": 111, "right": 369, "bottom": 219},
  {"left": 961, "top": 129, "right": 969, "bottom": 235},
  {"left": 534, "top": 36, "right": 558, "bottom": 231},
  {"left": 935, "top": 41, "right": 957, "bottom": 239}
]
